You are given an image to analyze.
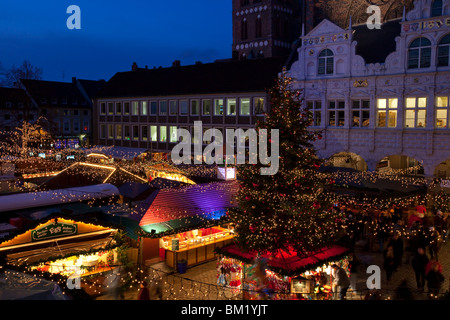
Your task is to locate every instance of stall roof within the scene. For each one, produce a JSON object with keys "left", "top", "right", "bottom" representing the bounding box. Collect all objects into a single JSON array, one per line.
[
  {"left": 216, "top": 244, "right": 350, "bottom": 277},
  {"left": 137, "top": 180, "right": 239, "bottom": 236},
  {"left": 0, "top": 184, "right": 120, "bottom": 213},
  {"left": 85, "top": 146, "right": 148, "bottom": 161}
]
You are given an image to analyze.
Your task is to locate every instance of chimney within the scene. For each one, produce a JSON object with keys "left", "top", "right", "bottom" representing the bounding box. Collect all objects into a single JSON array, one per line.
[
  {"left": 172, "top": 60, "right": 181, "bottom": 67},
  {"left": 132, "top": 62, "right": 138, "bottom": 71}
]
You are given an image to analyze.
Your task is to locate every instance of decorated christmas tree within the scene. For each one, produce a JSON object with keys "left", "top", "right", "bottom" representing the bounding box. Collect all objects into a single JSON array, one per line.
[{"left": 228, "top": 69, "right": 343, "bottom": 258}]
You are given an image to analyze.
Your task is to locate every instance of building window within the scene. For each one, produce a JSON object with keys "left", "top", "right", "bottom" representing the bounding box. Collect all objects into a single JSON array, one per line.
[
  {"left": 436, "top": 96, "right": 450, "bottom": 128},
  {"left": 431, "top": 0, "right": 443, "bottom": 17},
  {"left": 160, "top": 101, "right": 167, "bottom": 115},
  {"left": 180, "top": 100, "right": 188, "bottom": 116},
  {"left": 108, "top": 124, "right": 114, "bottom": 139},
  {"left": 377, "top": 98, "right": 398, "bottom": 128},
  {"left": 150, "top": 126, "right": 157, "bottom": 141},
  {"left": 169, "top": 100, "right": 177, "bottom": 115},
  {"left": 254, "top": 98, "right": 265, "bottom": 115},
  {"left": 124, "top": 102, "right": 130, "bottom": 115},
  {"left": 408, "top": 37, "right": 432, "bottom": 69},
  {"left": 352, "top": 99, "right": 370, "bottom": 127},
  {"left": 116, "top": 102, "right": 122, "bottom": 115},
  {"left": 73, "top": 110, "right": 79, "bottom": 116},
  {"left": 214, "top": 99, "right": 224, "bottom": 115},
  {"left": 141, "top": 101, "right": 148, "bottom": 116},
  {"left": 132, "top": 125, "right": 139, "bottom": 140},
  {"left": 108, "top": 103, "right": 114, "bottom": 115},
  {"left": 405, "top": 97, "right": 427, "bottom": 128},
  {"left": 100, "top": 124, "right": 106, "bottom": 139},
  {"left": 191, "top": 100, "right": 200, "bottom": 115},
  {"left": 132, "top": 101, "right": 139, "bottom": 115},
  {"left": 240, "top": 98, "right": 250, "bottom": 116},
  {"left": 307, "top": 101, "right": 322, "bottom": 127},
  {"left": 73, "top": 120, "right": 80, "bottom": 132},
  {"left": 227, "top": 98, "right": 237, "bottom": 116},
  {"left": 170, "top": 126, "right": 178, "bottom": 143},
  {"left": 100, "top": 103, "right": 106, "bottom": 115},
  {"left": 150, "top": 101, "right": 157, "bottom": 115},
  {"left": 83, "top": 121, "right": 89, "bottom": 132},
  {"left": 241, "top": 18, "right": 248, "bottom": 40},
  {"left": 62, "top": 99, "right": 67, "bottom": 105},
  {"left": 438, "top": 34, "right": 450, "bottom": 67},
  {"left": 202, "top": 99, "right": 211, "bottom": 115},
  {"left": 64, "top": 110, "right": 70, "bottom": 116},
  {"left": 64, "top": 121, "right": 71, "bottom": 133},
  {"left": 116, "top": 124, "right": 122, "bottom": 139},
  {"left": 318, "top": 49, "right": 334, "bottom": 75},
  {"left": 141, "top": 125, "right": 148, "bottom": 141},
  {"left": 160, "top": 126, "right": 167, "bottom": 142},
  {"left": 328, "top": 100, "right": 345, "bottom": 127},
  {"left": 124, "top": 125, "right": 130, "bottom": 140}
]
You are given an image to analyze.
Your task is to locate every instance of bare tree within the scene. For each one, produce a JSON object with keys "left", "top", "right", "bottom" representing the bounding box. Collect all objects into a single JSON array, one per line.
[{"left": 1, "top": 60, "right": 43, "bottom": 88}]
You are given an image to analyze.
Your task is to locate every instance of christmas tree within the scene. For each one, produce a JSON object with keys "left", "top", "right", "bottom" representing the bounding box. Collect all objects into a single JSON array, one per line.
[{"left": 228, "top": 69, "right": 343, "bottom": 258}]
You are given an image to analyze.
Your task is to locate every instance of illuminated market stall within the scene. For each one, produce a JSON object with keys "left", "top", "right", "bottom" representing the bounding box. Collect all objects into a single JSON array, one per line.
[
  {"left": 135, "top": 180, "right": 239, "bottom": 271},
  {"left": 0, "top": 216, "right": 120, "bottom": 278},
  {"left": 216, "top": 244, "right": 350, "bottom": 300}
]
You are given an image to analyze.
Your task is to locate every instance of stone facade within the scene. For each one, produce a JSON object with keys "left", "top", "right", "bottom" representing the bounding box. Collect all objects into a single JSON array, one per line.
[{"left": 288, "top": 0, "right": 450, "bottom": 177}]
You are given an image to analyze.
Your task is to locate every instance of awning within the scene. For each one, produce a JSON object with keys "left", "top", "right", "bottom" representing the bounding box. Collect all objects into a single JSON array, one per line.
[{"left": 216, "top": 244, "right": 350, "bottom": 277}]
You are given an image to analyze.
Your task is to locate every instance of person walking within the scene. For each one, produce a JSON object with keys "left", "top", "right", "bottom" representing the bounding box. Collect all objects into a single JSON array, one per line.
[
  {"left": 425, "top": 261, "right": 445, "bottom": 299},
  {"left": 332, "top": 264, "right": 350, "bottom": 300},
  {"left": 411, "top": 247, "right": 429, "bottom": 292},
  {"left": 383, "top": 245, "right": 396, "bottom": 282},
  {"left": 388, "top": 232, "right": 403, "bottom": 268}
]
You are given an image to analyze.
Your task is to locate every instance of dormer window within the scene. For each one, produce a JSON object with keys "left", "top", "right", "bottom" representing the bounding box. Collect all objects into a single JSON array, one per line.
[
  {"left": 318, "top": 49, "right": 334, "bottom": 75},
  {"left": 62, "top": 99, "right": 68, "bottom": 104},
  {"left": 408, "top": 37, "right": 431, "bottom": 69},
  {"left": 431, "top": 0, "right": 443, "bottom": 17},
  {"left": 51, "top": 98, "right": 57, "bottom": 105},
  {"left": 72, "top": 99, "right": 78, "bottom": 105}
]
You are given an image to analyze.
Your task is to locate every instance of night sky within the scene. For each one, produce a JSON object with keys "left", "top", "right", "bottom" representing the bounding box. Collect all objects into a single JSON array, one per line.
[{"left": 0, "top": 0, "right": 232, "bottom": 82}]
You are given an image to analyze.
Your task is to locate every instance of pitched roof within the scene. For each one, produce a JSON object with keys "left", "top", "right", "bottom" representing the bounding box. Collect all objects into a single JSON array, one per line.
[
  {"left": 353, "top": 19, "right": 402, "bottom": 64},
  {"left": 95, "top": 57, "right": 289, "bottom": 98},
  {"left": 20, "top": 79, "right": 90, "bottom": 108},
  {"left": 0, "top": 87, "right": 32, "bottom": 106}
]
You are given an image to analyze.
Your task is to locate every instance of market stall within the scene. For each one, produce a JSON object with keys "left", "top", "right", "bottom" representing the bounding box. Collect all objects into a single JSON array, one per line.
[
  {"left": 216, "top": 244, "right": 350, "bottom": 300},
  {"left": 136, "top": 181, "right": 239, "bottom": 271},
  {"left": 0, "top": 216, "right": 120, "bottom": 278}
]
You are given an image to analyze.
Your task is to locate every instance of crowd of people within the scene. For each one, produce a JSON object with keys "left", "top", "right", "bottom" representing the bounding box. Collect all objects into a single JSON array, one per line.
[{"left": 337, "top": 199, "right": 449, "bottom": 299}]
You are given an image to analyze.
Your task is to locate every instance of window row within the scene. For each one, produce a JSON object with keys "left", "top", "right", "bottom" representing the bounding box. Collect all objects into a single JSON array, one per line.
[
  {"left": 99, "top": 98, "right": 266, "bottom": 117},
  {"left": 99, "top": 124, "right": 250, "bottom": 145},
  {"left": 316, "top": 34, "right": 450, "bottom": 76},
  {"left": 306, "top": 96, "right": 450, "bottom": 129},
  {"left": 62, "top": 120, "right": 90, "bottom": 133}
]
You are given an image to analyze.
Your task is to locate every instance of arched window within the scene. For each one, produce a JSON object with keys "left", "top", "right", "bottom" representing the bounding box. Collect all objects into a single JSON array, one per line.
[
  {"left": 438, "top": 34, "right": 450, "bottom": 67},
  {"left": 318, "top": 49, "right": 334, "bottom": 75},
  {"left": 241, "top": 18, "right": 248, "bottom": 40},
  {"left": 255, "top": 16, "right": 262, "bottom": 38},
  {"left": 408, "top": 37, "right": 432, "bottom": 69},
  {"left": 431, "top": 0, "right": 443, "bottom": 17}
]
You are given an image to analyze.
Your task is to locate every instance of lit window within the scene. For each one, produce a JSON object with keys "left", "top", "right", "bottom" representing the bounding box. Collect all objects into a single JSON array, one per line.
[
  {"left": 150, "top": 126, "right": 157, "bottom": 141},
  {"left": 227, "top": 98, "right": 237, "bottom": 116},
  {"left": 170, "top": 126, "right": 178, "bottom": 143},
  {"left": 405, "top": 97, "right": 427, "bottom": 128},
  {"left": 214, "top": 99, "right": 224, "bottom": 116},
  {"left": 108, "top": 124, "right": 114, "bottom": 139},
  {"left": 141, "top": 101, "right": 148, "bottom": 116},
  {"left": 116, "top": 124, "right": 122, "bottom": 139},
  {"left": 436, "top": 96, "right": 450, "bottom": 128},
  {"left": 377, "top": 98, "right": 398, "bottom": 128},
  {"left": 160, "top": 126, "right": 167, "bottom": 142},
  {"left": 132, "top": 101, "right": 139, "bottom": 115},
  {"left": 240, "top": 98, "right": 250, "bottom": 116}
]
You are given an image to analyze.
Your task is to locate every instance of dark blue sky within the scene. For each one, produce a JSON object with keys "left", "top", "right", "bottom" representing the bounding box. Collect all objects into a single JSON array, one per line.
[{"left": 0, "top": 0, "right": 232, "bottom": 82}]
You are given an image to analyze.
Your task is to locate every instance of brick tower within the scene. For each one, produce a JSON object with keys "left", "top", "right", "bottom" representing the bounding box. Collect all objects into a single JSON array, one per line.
[{"left": 232, "top": 0, "right": 302, "bottom": 60}]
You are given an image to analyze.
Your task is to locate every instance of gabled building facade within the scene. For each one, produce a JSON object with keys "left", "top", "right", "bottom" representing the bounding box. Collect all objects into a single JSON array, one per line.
[{"left": 288, "top": 0, "right": 450, "bottom": 177}]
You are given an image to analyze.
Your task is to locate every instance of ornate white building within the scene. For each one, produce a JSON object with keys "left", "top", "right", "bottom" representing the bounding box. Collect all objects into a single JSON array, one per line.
[{"left": 288, "top": 0, "right": 450, "bottom": 177}]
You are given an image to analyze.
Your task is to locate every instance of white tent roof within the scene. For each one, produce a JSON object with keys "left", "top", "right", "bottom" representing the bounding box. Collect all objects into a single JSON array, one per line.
[
  {"left": 85, "top": 145, "right": 148, "bottom": 161},
  {"left": 0, "top": 184, "right": 120, "bottom": 213}
]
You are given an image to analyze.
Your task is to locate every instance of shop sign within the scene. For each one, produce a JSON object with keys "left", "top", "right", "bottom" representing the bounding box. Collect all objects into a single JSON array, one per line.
[{"left": 31, "top": 222, "right": 78, "bottom": 242}]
